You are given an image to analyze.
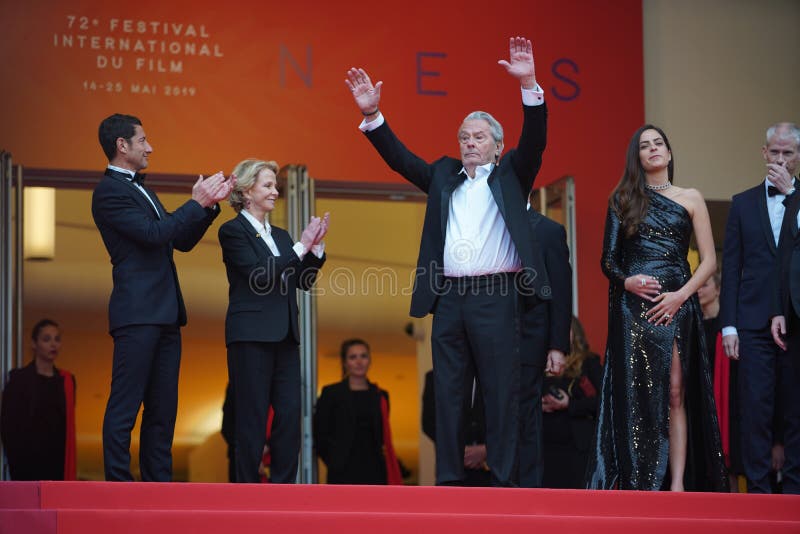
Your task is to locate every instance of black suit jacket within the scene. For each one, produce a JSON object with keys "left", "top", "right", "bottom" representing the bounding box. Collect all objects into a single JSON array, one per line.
[
  {"left": 775, "top": 192, "right": 800, "bottom": 319},
  {"left": 91, "top": 168, "right": 219, "bottom": 331},
  {"left": 720, "top": 182, "right": 786, "bottom": 331},
  {"left": 313, "top": 380, "right": 387, "bottom": 474},
  {"left": 364, "top": 103, "right": 549, "bottom": 317},
  {"left": 527, "top": 211, "right": 572, "bottom": 359},
  {"left": 218, "top": 213, "right": 325, "bottom": 346}
]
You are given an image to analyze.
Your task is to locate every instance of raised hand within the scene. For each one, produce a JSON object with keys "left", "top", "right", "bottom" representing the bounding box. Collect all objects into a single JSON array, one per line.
[
  {"left": 345, "top": 68, "right": 382, "bottom": 115},
  {"left": 497, "top": 36, "right": 536, "bottom": 89}
]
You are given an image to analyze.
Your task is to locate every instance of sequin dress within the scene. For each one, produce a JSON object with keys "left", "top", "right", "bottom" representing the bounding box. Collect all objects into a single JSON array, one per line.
[{"left": 587, "top": 191, "right": 729, "bottom": 491}]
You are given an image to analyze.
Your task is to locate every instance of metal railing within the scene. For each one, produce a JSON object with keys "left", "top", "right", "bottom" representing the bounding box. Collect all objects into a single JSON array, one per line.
[
  {"left": 281, "top": 164, "right": 319, "bottom": 484},
  {"left": 0, "top": 152, "right": 24, "bottom": 480}
]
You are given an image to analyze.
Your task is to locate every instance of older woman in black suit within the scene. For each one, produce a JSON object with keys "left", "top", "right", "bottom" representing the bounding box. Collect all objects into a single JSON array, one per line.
[{"left": 219, "top": 158, "right": 328, "bottom": 483}]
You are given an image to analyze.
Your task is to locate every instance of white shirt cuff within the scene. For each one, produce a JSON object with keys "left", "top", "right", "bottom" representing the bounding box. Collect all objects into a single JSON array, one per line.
[
  {"left": 359, "top": 112, "right": 385, "bottom": 132},
  {"left": 721, "top": 326, "right": 738, "bottom": 337},
  {"left": 312, "top": 243, "right": 325, "bottom": 258},
  {"left": 522, "top": 84, "right": 544, "bottom": 106},
  {"left": 293, "top": 242, "right": 306, "bottom": 259}
]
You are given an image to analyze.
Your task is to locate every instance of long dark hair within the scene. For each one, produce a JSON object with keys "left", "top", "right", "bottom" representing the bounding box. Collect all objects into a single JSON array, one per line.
[
  {"left": 564, "top": 316, "right": 593, "bottom": 379},
  {"left": 610, "top": 124, "right": 674, "bottom": 237}
]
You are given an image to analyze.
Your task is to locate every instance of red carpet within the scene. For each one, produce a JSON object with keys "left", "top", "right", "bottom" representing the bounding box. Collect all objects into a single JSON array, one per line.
[{"left": 1, "top": 481, "right": 798, "bottom": 533}]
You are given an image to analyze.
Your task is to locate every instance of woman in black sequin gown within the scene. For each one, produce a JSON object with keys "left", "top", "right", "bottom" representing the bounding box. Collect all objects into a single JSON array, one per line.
[{"left": 587, "top": 125, "right": 729, "bottom": 491}]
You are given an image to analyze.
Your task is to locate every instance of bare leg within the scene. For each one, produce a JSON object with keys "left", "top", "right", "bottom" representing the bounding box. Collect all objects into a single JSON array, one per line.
[{"left": 668, "top": 341, "right": 686, "bottom": 491}]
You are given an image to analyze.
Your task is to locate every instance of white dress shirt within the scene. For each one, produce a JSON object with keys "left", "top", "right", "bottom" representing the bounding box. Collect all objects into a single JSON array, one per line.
[
  {"left": 241, "top": 209, "right": 324, "bottom": 259},
  {"left": 359, "top": 85, "right": 544, "bottom": 276},
  {"left": 766, "top": 177, "right": 792, "bottom": 247},
  {"left": 443, "top": 162, "right": 521, "bottom": 276}
]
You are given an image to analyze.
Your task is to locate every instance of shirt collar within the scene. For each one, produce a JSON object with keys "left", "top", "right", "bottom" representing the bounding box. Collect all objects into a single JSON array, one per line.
[
  {"left": 241, "top": 209, "right": 271, "bottom": 233},
  {"left": 459, "top": 162, "right": 494, "bottom": 181},
  {"left": 107, "top": 164, "right": 136, "bottom": 179}
]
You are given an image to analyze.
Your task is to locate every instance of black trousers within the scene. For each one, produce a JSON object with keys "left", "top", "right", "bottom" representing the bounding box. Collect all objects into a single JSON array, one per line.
[
  {"left": 518, "top": 301, "right": 548, "bottom": 487},
  {"left": 103, "top": 324, "right": 181, "bottom": 482},
  {"left": 739, "top": 324, "right": 800, "bottom": 493},
  {"left": 518, "top": 363, "right": 544, "bottom": 487},
  {"left": 227, "top": 338, "right": 300, "bottom": 483},
  {"left": 431, "top": 274, "right": 521, "bottom": 486}
]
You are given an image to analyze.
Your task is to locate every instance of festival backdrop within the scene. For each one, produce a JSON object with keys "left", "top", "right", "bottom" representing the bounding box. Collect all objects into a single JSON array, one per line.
[{"left": 0, "top": 0, "right": 644, "bottom": 351}]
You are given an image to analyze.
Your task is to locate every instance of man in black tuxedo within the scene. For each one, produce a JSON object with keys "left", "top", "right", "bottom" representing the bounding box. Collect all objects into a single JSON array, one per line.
[
  {"left": 721, "top": 121, "right": 799, "bottom": 493},
  {"left": 92, "top": 113, "right": 234, "bottom": 481},
  {"left": 518, "top": 208, "right": 570, "bottom": 487},
  {"left": 767, "top": 123, "right": 800, "bottom": 495},
  {"left": 346, "top": 36, "right": 551, "bottom": 486}
]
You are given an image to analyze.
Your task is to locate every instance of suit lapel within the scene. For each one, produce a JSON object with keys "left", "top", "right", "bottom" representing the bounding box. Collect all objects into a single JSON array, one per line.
[
  {"left": 440, "top": 172, "right": 465, "bottom": 237},
  {"left": 488, "top": 169, "right": 507, "bottom": 222},
  {"left": 787, "top": 193, "right": 800, "bottom": 240},
  {"left": 756, "top": 183, "right": 777, "bottom": 255},
  {"left": 104, "top": 168, "right": 161, "bottom": 220},
  {"left": 145, "top": 188, "right": 166, "bottom": 219},
  {"left": 271, "top": 227, "right": 294, "bottom": 257},
  {"left": 236, "top": 213, "right": 274, "bottom": 257}
]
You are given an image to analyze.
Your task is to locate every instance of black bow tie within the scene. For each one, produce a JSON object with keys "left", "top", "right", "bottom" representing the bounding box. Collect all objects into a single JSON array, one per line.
[
  {"left": 131, "top": 173, "right": 146, "bottom": 186},
  {"left": 768, "top": 185, "right": 783, "bottom": 197}
]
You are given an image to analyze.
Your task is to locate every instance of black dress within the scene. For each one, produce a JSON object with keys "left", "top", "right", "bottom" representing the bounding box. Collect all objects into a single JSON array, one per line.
[
  {"left": 588, "top": 192, "right": 728, "bottom": 491},
  {"left": 702, "top": 315, "right": 743, "bottom": 476},
  {"left": 542, "top": 355, "right": 603, "bottom": 489},
  {"left": 0, "top": 362, "right": 69, "bottom": 480},
  {"left": 314, "top": 380, "right": 387, "bottom": 485}
]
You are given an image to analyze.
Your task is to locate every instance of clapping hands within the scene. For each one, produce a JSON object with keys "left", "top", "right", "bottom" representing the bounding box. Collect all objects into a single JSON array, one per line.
[
  {"left": 192, "top": 171, "right": 237, "bottom": 208},
  {"left": 300, "top": 212, "right": 330, "bottom": 251}
]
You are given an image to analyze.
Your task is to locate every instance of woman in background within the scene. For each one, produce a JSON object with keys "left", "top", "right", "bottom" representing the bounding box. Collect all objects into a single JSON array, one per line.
[
  {"left": 698, "top": 270, "right": 743, "bottom": 491},
  {"left": 314, "top": 338, "right": 402, "bottom": 485},
  {"left": 541, "top": 316, "right": 602, "bottom": 488},
  {"left": 1, "top": 319, "right": 76, "bottom": 480}
]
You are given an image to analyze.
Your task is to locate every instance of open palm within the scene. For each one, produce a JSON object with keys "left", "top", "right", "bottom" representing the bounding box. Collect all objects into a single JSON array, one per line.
[
  {"left": 345, "top": 68, "right": 382, "bottom": 114},
  {"left": 498, "top": 36, "right": 535, "bottom": 83}
]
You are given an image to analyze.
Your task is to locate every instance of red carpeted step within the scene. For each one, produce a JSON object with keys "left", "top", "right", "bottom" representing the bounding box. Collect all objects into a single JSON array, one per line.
[
  {"left": 0, "top": 510, "right": 56, "bottom": 534},
  {"left": 18, "top": 481, "right": 799, "bottom": 522},
  {"left": 50, "top": 509, "right": 800, "bottom": 534},
  {"left": 2, "top": 481, "right": 799, "bottom": 533},
  {"left": 0, "top": 481, "right": 41, "bottom": 509}
]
